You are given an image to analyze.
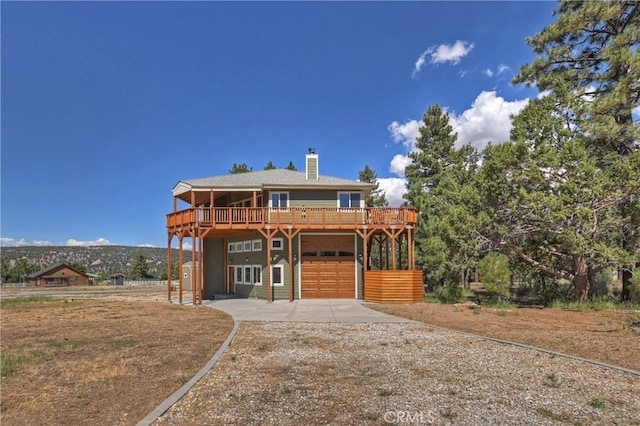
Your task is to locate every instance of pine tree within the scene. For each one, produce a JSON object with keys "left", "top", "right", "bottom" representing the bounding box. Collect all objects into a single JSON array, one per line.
[
  {"left": 513, "top": 0, "right": 640, "bottom": 300},
  {"left": 229, "top": 163, "right": 252, "bottom": 174}
]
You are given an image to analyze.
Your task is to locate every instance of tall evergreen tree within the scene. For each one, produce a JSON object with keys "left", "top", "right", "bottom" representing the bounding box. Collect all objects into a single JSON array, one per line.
[
  {"left": 513, "top": 0, "right": 640, "bottom": 299},
  {"left": 405, "top": 105, "right": 483, "bottom": 286},
  {"left": 264, "top": 161, "right": 276, "bottom": 170},
  {"left": 128, "top": 254, "right": 149, "bottom": 279}
]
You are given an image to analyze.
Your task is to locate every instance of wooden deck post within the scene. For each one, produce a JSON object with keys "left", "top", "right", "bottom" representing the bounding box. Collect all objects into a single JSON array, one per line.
[
  {"left": 192, "top": 234, "right": 197, "bottom": 305},
  {"left": 178, "top": 235, "right": 184, "bottom": 305},
  {"left": 167, "top": 234, "right": 172, "bottom": 302}
]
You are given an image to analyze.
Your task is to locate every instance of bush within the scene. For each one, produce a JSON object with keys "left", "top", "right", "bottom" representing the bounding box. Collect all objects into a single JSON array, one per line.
[
  {"left": 630, "top": 270, "right": 640, "bottom": 303},
  {"left": 590, "top": 269, "right": 613, "bottom": 298},
  {"left": 477, "top": 253, "right": 511, "bottom": 300},
  {"left": 433, "top": 283, "right": 465, "bottom": 304}
]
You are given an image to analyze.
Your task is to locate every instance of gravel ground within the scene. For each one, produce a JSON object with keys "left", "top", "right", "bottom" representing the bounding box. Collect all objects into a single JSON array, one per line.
[{"left": 155, "top": 322, "right": 640, "bottom": 425}]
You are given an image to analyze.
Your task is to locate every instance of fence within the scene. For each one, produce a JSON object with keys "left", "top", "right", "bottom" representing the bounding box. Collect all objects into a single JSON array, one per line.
[
  {"left": 120, "top": 280, "right": 178, "bottom": 286},
  {"left": 1, "top": 282, "right": 32, "bottom": 288}
]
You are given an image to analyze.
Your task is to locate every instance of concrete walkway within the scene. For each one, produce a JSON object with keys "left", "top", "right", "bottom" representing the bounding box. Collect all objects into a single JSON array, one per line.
[{"left": 203, "top": 298, "right": 410, "bottom": 323}]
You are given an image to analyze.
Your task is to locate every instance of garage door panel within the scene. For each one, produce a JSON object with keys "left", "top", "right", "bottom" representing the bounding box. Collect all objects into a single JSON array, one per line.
[{"left": 301, "top": 235, "right": 356, "bottom": 298}]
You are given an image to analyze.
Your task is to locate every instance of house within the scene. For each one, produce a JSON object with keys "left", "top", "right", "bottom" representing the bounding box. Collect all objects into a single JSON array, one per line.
[
  {"left": 28, "top": 263, "right": 90, "bottom": 287},
  {"left": 166, "top": 150, "right": 422, "bottom": 304}
]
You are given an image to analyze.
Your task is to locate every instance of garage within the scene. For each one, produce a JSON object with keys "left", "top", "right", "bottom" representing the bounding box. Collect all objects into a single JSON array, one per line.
[{"left": 300, "top": 234, "right": 356, "bottom": 298}]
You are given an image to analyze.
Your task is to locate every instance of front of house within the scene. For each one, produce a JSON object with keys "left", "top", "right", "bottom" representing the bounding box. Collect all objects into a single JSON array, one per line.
[
  {"left": 166, "top": 151, "right": 422, "bottom": 303},
  {"left": 29, "top": 263, "right": 91, "bottom": 287}
]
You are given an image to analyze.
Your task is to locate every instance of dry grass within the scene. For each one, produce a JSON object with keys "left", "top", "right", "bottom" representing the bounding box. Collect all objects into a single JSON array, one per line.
[
  {"left": 370, "top": 302, "right": 640, "bottom": 372},
  {"left": 0, "top": 296, "right": 233, "bottom": 426}
]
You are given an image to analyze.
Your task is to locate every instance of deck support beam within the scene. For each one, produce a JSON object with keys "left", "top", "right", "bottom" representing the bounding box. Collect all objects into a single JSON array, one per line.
[{"left": 167, "top": 234, "right": 173, "bottom": 302}]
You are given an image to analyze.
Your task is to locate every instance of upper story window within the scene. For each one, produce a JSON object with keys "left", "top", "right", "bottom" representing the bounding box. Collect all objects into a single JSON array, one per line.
[
  {"left": 338, "top": 192, "right": 362, "bottom": 208},
  {"left": 270, "top": 192, "right": 289, "bottom": 208}
]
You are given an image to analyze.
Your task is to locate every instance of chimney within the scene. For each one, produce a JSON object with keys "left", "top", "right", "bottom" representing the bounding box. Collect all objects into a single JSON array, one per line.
[{"left": 306, "top": 148, "right": 318, "bottom": 181}]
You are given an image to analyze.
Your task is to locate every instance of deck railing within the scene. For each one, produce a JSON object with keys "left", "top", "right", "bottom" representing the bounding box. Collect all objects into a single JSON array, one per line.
[{"left": 167, "top": 207, "right": 417, "bottom": 230}]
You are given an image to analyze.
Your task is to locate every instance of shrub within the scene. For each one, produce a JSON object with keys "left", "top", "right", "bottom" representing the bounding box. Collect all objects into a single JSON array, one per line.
[
  {"left": 433, "top": 283, "right": 464, "bottom": 304},
  {"left": 590, "top": 269, "right": 613, "bottom": 298},
  {"left": 478, "top": 253, "right": 511, "bottom": 300},
  {"left": 630, "top": 270, "right": 640, "bottom": 303}
]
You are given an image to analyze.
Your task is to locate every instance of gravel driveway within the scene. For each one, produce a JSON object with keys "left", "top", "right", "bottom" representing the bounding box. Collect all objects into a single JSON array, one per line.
[{"left": 155, "top": 321, "right": 640, "bottom": 425}]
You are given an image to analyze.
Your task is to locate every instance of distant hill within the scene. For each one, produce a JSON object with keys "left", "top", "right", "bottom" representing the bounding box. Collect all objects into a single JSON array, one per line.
[{"left": 0, "top": 245, "right": 191, "bottom": 277}]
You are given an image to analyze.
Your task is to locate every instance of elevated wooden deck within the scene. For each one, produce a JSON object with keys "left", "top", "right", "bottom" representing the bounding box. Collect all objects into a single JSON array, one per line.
[{"left": 167, "top": 207, "right": 417, "bottom": 234}]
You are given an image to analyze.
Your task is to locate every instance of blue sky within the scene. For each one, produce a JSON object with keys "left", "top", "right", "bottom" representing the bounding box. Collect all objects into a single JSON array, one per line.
[{"left": 1, "top": 1, "right": 558, "bottom": 249}]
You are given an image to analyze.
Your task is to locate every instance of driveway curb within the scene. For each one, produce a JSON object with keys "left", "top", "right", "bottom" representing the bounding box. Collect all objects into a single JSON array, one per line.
[{"left": 136, "top": 319, "right": 241, "bottom": 426}]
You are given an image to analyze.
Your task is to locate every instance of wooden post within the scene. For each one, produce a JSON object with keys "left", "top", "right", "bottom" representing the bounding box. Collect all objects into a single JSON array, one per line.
[
  {"left": 178, "top": 236, "right": 184, "bottom": 305},
  {"left": 284, "top": 226, "right": 300, "bottom": 302},
  {"left": 356, "top": 226, "right": 373, "bottom": 299},
  {"left": 199, "top": 233, "right": 204, "bottom": 303},
  {"left": 192, "top": 234, "right": 197, "bottom": 305},
  {"left": 167, "top": 234, "right": 172, "bottom": 302}
]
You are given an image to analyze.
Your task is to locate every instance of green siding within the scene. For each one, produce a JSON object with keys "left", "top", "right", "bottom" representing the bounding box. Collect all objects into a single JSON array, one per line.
[
  {"left": 207, "top": 231, "right": 364, "bottom": 300},
  {"left": 204, "top": 238, "right": 225, "bottom": 299},
  {"left": 290, "top": 189, "right": 337, "bottom": 208}
]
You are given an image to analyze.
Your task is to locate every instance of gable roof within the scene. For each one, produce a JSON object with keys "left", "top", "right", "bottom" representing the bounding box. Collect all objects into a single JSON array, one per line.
[
  {"left": 28, "top": 262, "right": 89, "bottom": 279},
  {"left": 173, "top": 169, "right": 373, "bottom": 196}
]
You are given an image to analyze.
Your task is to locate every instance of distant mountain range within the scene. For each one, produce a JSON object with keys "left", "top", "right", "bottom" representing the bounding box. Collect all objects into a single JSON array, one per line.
[{"left": 0, "top": 245, "right": 191, "bottom": 276}]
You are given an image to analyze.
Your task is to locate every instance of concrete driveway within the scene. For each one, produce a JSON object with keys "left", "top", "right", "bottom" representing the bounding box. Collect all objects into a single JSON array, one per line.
[{"left": 203, "top": 298, "right": 410, "bottom": 323}]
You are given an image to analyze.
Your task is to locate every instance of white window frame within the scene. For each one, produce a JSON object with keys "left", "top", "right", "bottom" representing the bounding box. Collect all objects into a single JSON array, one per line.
[
  {"left": 252, "top": 239, "right": 262, "bottom": 252},
  {"left": 252, "top": 265, "right": 262, "bottom": 286},
  {"left": 234, "top": 265, "right": 244, "bottom": 285},
  {"left": 243, "top": 241, "right": 252, "bottom": 252},
  {"left": 271, "top": 238, "right": 284, "bottom": 251},
  {"left": 228, "top": 242, "right": 236, "bottom": 253},
  {"left": 235, "top": 242, "right": 243, "bottom": 253},
  {"left": 244, "top": 265, "right": 252, "bottom": 284},
  {"left": 271, "top": 264, "right": 284, "bottom": 287},
  {"left": 269, "top": 192, "right": 289, "bottom": 208},
  {"left": 337, "top": 192, "right": 363, "bottom": 208}
]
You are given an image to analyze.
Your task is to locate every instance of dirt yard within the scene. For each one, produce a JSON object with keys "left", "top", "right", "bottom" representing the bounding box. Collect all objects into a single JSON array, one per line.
[
  {"left": 0, "top": 296, "right": 233, "bottom": 426},
  {"left": 370, "top": 302, "right": 640, "bottom": 372}
]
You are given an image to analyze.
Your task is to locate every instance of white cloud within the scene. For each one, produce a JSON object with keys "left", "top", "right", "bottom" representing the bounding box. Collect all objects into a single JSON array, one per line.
[
  {"left": 386, "top": 91, "right": 530, "bottom": 181},
  {"left": 66, "top": 238, "right": 113, "bottom": 247},
  {"left": 389, "top": 154, "right": 413, "bottom": 177},
  {"left": 459, "top": 70, "right": 469, "bottom": 78},
  {"left": 537, "top": 89, "right": 552, "bottom": 99},
  {"left": 33, "top": 240, "right": 54, "bottom": 246},
  {"left": 449, "top": 91, "right": 529, "bottom": 150},
  {"left": 633, "top": 105, "right": 640, "bottom": 118},
  {"left": 429, "top": 40, "right": 474, "bottom": 65},
  {"left": 387, "top": 119, "right": 422, "bottom": 150},
  {"left": 137, "top": 244, "right": 157, "bottom": 248},
  {"left": 497, "top": 64, "right": 510, "bottom": 75},
  {"left": 412, "top": 51, "right": 429, "bottom": 79},
  {"left": 483, "top": 69, "right": 494, "bottom": 78},
  {"left": 0, "top": 237, "right": 30, "bottom": 247},
  {"left": 378, "top": 178, "right": 407, "bottom": 207},
  {"left": 412, "top": 40, "right": 474, "bottom": 78}
]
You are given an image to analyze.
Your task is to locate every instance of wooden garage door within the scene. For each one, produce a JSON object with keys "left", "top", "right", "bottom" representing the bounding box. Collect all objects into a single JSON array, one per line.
[{"left": 301, "top": 235, "right": 355, "bottom": 298}]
